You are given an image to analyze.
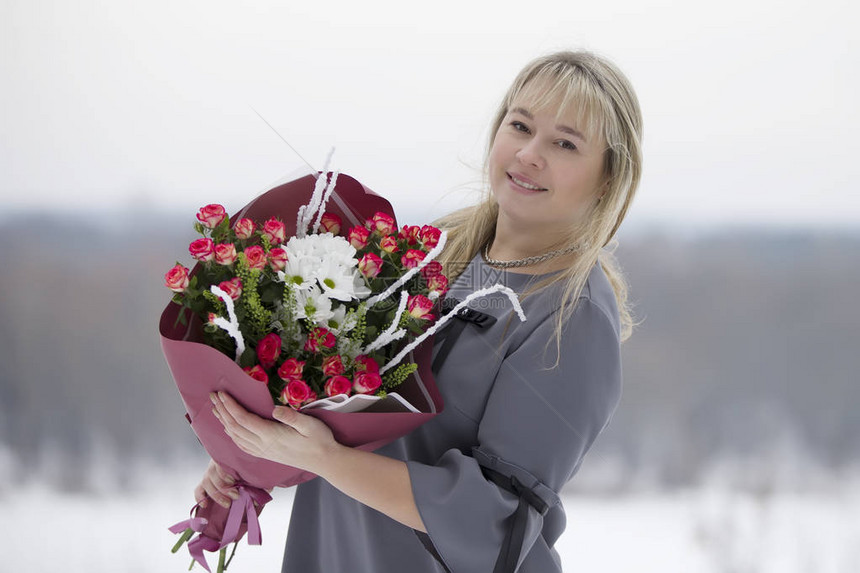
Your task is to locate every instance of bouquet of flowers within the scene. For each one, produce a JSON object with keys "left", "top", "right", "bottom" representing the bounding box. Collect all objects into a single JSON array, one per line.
[{"left": 160, "top": 169, "right": 525, "bottom": 572}]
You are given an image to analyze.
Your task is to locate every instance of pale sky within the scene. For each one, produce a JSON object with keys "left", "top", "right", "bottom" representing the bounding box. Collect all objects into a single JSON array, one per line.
[{"left": 1, "top": 0, "right": 858, "bottom": 230}]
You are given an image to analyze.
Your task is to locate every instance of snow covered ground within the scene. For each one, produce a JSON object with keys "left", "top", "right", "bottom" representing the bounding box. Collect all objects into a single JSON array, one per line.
[{"left": 2, "top": 469, "right": 859, "bottom": 573}]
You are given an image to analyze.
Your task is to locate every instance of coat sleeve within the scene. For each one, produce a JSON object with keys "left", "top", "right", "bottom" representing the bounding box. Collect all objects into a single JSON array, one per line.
[{"left": 406, "top": 297, "right": 622, "bottom": 572}]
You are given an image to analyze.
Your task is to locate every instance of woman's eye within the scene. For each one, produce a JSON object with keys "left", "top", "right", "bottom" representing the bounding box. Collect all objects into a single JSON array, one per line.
[
  {"left": 510, "top": 121, "right": 530, "bottom": 133},
  {"left": 557, "top": 139, "right": 577, "bottom": 151}
]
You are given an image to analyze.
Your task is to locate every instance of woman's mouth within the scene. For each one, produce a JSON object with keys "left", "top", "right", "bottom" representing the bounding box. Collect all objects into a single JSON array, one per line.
[{"left": 507, "top": 173, "right": 547, "bottom": 192}]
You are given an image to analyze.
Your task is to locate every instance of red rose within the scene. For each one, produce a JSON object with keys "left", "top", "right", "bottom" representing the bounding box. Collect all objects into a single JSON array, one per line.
[
  {"left": 214, "top": 243, "right": 237, "bottom": 266},
  {"left": 281, "top": 379, "right": 314, "bottom": 409},
  {"left": 197, "top": 204, "right": 227, "bottom": 229},
  {"left": 164, "top": 264, "right": 190, "bottom": 292},
  {"left": 189, "top": 238, "right": 215, "bottom": 262},
  {"left": 218, "top": 277, "right": 243, "bottom": 300},
  {"left": 401, "top": 249, "right": 426, "bottom": 269},
  {"left": 207, "top": 312, "right": 217, "bottom": 324},
  {"left": 324, "top": 375, "right": 352, "bottom": 397},
  {"left": 321, "top": 355, "right": 345, "bottom": 377},
  {"left": 353, "top": 355, "right": 379, "bottom": 373},
  {"left": 277, "top": 358, "right": 306, "bottom": 381},
  {"left": 243, "top": 365, "right": 268, "bottom": 384},
  {"left": 261, "top": 218, "right": 286, "bottom": 245},
  {"left": 408, "top": 294, "right": 434, "bottom": 320},
  {"left": 398, "top": 225, "right": 421, "bottom": 245},
  {"left": 269, "top": 247, "right": 288, "bottom": 271},
  {"left": 358, "top": 253, "right": 384, "bottom": 279},
  {"left": 256, "top": 333, "right": 282, "bottom": 370},
  {"left": 379, "top": 236, "right": 399, "bottom": 254},
  {"left": 420, "top": 225, "right": 441, "bottom": 249},
  {"left": 320, "top": 213, "right": 342, "bottom": 235},
  {"left": 244, "top": 245, "right": 267, "bottom": 270},
  {"left": 348, "top": 226, "right": 371, "bottom": 249},
  {"left": 353, "top": 371, "right": 382, "bottom": 394},
  {"left": 304, "top": 327, "right": 336, "bottom": 353},
  {"left": 369, "top": 212, "right": 396, "bottom": 235},
  {"left": 233, "top": 218, "right": 256, "bottom": 240}
]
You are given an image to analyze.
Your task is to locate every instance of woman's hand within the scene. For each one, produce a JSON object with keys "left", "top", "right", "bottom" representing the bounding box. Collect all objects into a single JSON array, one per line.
[
  {"left": 210, "top": 391, "right": 340, "bottom": 475},
  {"left": 194, "top": 459, "right": 239, "bottom": 509}
]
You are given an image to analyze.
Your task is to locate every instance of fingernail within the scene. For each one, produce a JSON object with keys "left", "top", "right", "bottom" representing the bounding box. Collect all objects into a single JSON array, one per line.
[
  {"left": 219, "top": 499, "right": 230, "bottom": 508},
  {"left": 210, "top": 393, "right": 217, "bottom": 404},
  {"left": 199, "top": 499, "right": 208, "bottom": 508},
  {"left": 228, "top": 489, "right": 240, "bottom": 500}
]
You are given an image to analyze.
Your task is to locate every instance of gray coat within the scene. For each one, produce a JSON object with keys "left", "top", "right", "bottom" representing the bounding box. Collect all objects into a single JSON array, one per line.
[{"left": 282, "top": 253, "right": 623, "bottom": 572}]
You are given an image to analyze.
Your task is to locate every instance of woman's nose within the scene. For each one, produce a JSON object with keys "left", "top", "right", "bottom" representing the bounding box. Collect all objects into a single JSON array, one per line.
[{"left": 515, "top": 140, "right": 546, "bottom": 169}]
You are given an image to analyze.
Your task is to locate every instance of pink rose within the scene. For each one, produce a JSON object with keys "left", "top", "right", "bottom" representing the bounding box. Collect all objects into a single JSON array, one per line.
[
  {"left": 426, "top": 273, "right": 448, "bottom": 295},
  {"left": 244, "top": 245, "right": 267, "bottom": 270},
  {"left": 348, "top": 226, "right": 371, "bottom": 249},
  {"left": 269, "top": 247, "right": 288, "bottom": 271},
  {"left": 304, "top": 327, "right": 336, "bottom": 353},
  {"left": 321, "top": 355, "right": 345, "bottom": 377},
  {"left": 369, "top": 212, "right": 396, "bottom": 235},
  {"left": 420, "top": 225, "right": 442, "bottom": 249},
  {"left": 324, "top": 375, "right": 352, "bottom": 397},
  {"left": 218, "top": 277, "right": 243, "bottom": 300},
  {"left": 164, "top": 264, "right": 190, "bottom": 292},
  {"left": 353, "top": 371, "right": 382, "bottom": 395},
  {"left": 358, "top": 253, "right": 384, "bottom": 279},
  {"left": 214, "top": 243, "right": 237, "bottom": 266},
  {"left": 256, "top": 333, "right": 282, "bottom": 370},
  {"left": 243, "top": 365, "right": 269, "bottom": 384},
  {"left": 408, "top": 294, "right": 434, "bottom": 320},
  {"left": 401, "top": 249, "right": 426, "bottom": 269},
  {"left": 421, "top": 261, "right": 448, "bottom": 294},
  {"left": 320, "top": 213, "right": 342, "bottom": 235},
  {"left": 353, "top": 355, "right": 379, "bottom": 373},
  {"left": 398, "top": 225, "right": 421, "bottom": 245},
  {"left": 277, "top": 358, "right": 306, "bottom": 381},
  {"left": 207, "top": 312, "right": 217, "bottom": 325},
  {"left": 233, "top": 218, "right": 256, "bottom": 240},
  {"left": 281, "top": 379, "right": 314, "bottom": 409},
  {"left": 261, "top": 218, "right": 286, "bottom": 245},
  {"left": 379, "top": 236, "right": 399, "bottom": 254},
  {"left": 189, "top": 238, "right": 215, "bottom": 262},
  {"left": 196, "top": 204, "right": 227, "bottom": 229}
]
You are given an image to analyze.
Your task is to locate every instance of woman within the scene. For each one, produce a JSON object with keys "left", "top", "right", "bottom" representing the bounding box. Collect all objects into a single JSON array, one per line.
[{"left": 201, "top": 49, "right": 643, "bottom": 572}]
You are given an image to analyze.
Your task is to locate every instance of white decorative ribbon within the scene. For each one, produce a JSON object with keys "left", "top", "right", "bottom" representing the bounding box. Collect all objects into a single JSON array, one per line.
[
  {"left": 379, "top": 284, "right": 526, "bottom": 375},
  {"left": 210, "top": 285, "right": 246, "bottom": 362},
  {"left": 361, "top": 290, "right": 409, "bottom": 354},
  {"left": 296, "top": 147, "right": 335, "bottom": 238},
  {"left": 311, "top": 169, "right": 340, "bottom": 234},
  {"left": 366, "top": 230, "right": 448, "bottom": 308}
]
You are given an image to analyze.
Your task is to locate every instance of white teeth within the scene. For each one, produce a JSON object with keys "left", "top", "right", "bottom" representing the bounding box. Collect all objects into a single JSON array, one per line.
[{"left": 510, "top": 175, "right": 544, "bottom": 191}]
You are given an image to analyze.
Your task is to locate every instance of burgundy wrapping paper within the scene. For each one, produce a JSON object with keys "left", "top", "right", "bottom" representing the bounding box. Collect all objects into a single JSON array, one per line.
[{"left": 160, "top": 173, "right": 444, "bottom": 566}]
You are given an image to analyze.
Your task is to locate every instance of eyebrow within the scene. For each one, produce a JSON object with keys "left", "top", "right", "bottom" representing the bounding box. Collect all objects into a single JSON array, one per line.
[{"left": 510, "top": 107, "right": 588, "bottom": 142}]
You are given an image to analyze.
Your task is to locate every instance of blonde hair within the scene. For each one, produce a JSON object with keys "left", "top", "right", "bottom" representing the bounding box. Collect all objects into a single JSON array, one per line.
[{"left": 435, "top": 50, "right": 643, "bottom": 353}]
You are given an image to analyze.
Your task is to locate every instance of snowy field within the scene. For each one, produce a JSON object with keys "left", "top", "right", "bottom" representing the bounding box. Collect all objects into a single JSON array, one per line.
[{"left": 2, "top": 469, "right": 859, "bottom": 573}]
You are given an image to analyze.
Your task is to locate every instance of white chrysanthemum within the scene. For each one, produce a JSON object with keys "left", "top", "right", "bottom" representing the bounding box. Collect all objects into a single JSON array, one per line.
[
  {"left": 315, "top": 257, "right": 361, "bottom": 301},
  {"left": 294, "top": 284, "right": 335, "bottom": 325},
  {"left": 278, "top": 255, "right": 319, "bottom": 291},
  {"left": 325, "top": 304, "right": 348, "bottom": 333}
]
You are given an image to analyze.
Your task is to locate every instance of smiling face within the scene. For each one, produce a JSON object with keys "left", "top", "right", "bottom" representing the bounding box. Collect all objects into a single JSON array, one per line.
[{"left": 488, "top": 85, "right": 607, "bottom": 236}]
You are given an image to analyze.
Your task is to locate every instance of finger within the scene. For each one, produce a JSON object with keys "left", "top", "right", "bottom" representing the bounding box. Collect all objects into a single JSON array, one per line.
[
  {"left": 201, "top": 474, "right": 235, "bottom": 508},
  {"left": 217, "top": 392, "right": 270, "bottom": 435},
  {"left": 272, "top": 405, "right": 321, "bottom": 437},
  {"left": 214, "top": 403, "right": 259, "bottom": 446},
  {"left": 213, "top": 463, "right": 235, "bottom": 486}
]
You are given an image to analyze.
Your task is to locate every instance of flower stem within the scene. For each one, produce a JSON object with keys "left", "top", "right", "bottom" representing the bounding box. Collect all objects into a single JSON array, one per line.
[
  {"left": 171, "top": 527, "right": 194, "bottom": 553},
  {"left": 217, "top": 547, "right": 226, "bottom": 573}
]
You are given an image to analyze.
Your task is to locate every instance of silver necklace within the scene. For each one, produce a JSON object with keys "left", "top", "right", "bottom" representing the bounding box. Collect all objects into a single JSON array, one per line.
[{"left": 481, "top": 241, "right": 584, "bottom": 269}]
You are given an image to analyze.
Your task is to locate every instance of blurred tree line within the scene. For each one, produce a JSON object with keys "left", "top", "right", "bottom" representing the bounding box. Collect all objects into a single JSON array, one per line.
[{"left": 0, "top": 213, "right": 858, "bottom": 494}]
